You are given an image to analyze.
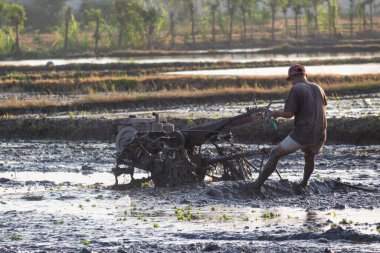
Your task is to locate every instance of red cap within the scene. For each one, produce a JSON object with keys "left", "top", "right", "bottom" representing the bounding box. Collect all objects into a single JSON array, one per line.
[{"left": 286, "top": 64, "right": 306, "bottom": 81}]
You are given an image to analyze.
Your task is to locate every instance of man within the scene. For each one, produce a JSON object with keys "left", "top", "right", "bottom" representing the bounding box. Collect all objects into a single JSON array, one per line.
[{"left": 254, "top": 64, "right": 327, "bottom": 191}]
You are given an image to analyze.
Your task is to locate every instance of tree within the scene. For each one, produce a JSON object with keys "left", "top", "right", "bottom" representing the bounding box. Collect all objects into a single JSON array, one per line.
[
  {"left": 292, "top": 2, "right": 302, "bottom": 38},
  {"left": 0, "top": 0, "right": 8, "bottom": 27},
  {"left": 367, "top": 0, "right": 375, "bottom": 31},
  {"left": 226, "top": 0, "right": 237, "bottom": 46},
  {"left": 324, "top": 0, "right": 339, "bottom": 37},
  {"left": 281, "top": 0, "right": 291, "bottom": 37},
  {"left": 267, "top": 0, "right": 281, "bottom": 41},
  {"left": 25, "top": 0, "right": 66, "bottom": 32},
  {"left": 84, "top": 8, "right": 102, "bottom": 52},
  {"left": 208, "top": 0, "right": 220, "bottom": 43},
  {"left": 113, "top": 0, "right": 132, "bottom": 49},
  {"left": 138, "top": 4, "right": 161, "bottom": 50},
  {"left": 184, "top": 0, "right": 196, "bottom": 48},
  {"left": 358, "top": 0, "right": 367, "bottom": 31},
  {"left": 312, "top": 0, "right": 322, "bottom": 36},
  {"left": 63, "top": 6, "right": 72, "bottom": 52},
  {"left": 330, "top": 0, "right": 339, "bottom": 36},
  {"left": 162, "top": 0, "right": 183, "bottom": 49},
  {"left": 349, "top": 0, "right": 355, "bottom": 36},
  {"left": 6, "top": 3, "right": 26, "bottom": 53},
  {"left": 239, "top": 0, "right": 258, "bottom": 42}
]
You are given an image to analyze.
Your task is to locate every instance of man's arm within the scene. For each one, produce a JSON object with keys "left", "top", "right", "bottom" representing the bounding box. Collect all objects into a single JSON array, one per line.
[{"left": 271, "top": 110, "right": 294, "bottom": 119}]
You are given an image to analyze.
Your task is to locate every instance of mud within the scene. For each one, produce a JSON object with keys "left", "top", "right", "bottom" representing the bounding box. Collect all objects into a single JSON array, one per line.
[
  {"left": 0, "top": 115, "right": 379, "bottom": 145},
  {"left": 0, "top": 141, "right": 379, "bottom": 252}
]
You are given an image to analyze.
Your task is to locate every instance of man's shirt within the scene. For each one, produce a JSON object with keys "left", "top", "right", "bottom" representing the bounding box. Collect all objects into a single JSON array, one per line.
[{"left": 284, "top": 82, "right": 327, "bottom": 145}]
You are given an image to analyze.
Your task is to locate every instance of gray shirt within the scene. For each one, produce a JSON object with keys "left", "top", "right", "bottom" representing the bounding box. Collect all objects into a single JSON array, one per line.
[{"left": 284, "top": 82, "right": 327, "bottom": 145}]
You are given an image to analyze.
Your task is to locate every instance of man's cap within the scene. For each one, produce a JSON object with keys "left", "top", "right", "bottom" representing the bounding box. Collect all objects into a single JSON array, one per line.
[{"left": 286, "top": 64, "right": 306, "bottom": 81}]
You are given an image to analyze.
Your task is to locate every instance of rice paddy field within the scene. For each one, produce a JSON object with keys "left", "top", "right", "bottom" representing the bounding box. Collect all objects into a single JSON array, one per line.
[{"left": 0, "top": 45, "right": 379, "bottom": 252}]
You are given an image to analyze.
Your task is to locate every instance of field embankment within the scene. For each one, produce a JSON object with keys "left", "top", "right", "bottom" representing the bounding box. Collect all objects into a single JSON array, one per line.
[
  {"left": 0, "top": 75, "right": 379, "bottom": 115},
  {"left": 0, "top": 116, "right": 378, "bottom": 145}
]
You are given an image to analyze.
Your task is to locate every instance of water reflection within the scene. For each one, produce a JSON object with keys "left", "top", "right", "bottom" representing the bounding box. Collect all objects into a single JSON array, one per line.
[
  {"left": 0, "top": 52, "right": 379, "bottom": 66},
  {"left": 167, "top": 63, "right": 380, "bottom": 76}
]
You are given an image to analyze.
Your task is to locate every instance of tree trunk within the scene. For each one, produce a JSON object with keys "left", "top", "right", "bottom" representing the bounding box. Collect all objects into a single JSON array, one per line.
[
  {"left": 170, "top": 11, "right": 175, "bottom": 49},
  {"left": 190, "top": 7, "right": 195, "bottom": 48},
  {"left": 228, "top": 11, "right": 234, "bottom": 47},
  {"left": 328, "top": 1, "right": 332, "bottom": 37},
  {"left": 64, "top": 18, "right": 69, "bottom": 51},
  {"left": 313, "top": 1, "right": 319, "bottom": 36},
  {"left": 211, "top": 10, "right": 216, "bottom": 43},
  {"left": 250, "top": 15, "right": 254, "bottom": 40},
  {"left": 362, "top": 4, "right": 366, "bottom": 31},
  {"left": 118, "top": 20, "right": 124, "bottom": 48},
  {"left": 242, "top": 10, "right": 247, "bottom": 42},
  {"left": 94, "top": 18, "right": 100, "bottom": 52},
  {"left": 283, "top": 9, "right": 288, "bottom": 37},
  {"left": 271, "top": 6, "right": 275, "bottom": 41},
  {"left": 147, "top": 21, "right": 156, "bottom": 50},
  {"left": 15, "top": 24, "right": 20, "bottom": 52},
  {"left": 295, "top": 13, "right": 299, "bottom": 38},
  {"left": 349, "top": 1, "right": 354, "bottom": 37},
  {"left": 369, "top": 1, "right": 373, "bottom": 31}
]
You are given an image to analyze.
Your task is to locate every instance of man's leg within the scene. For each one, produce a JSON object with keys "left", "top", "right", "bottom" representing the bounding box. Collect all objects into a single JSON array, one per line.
[
  {"left": 299, "top": 135, "right": 325, "bottom": 188},
  {"left": 254, "top": 145, "right": 288, "bottom": 188},
  {"left": 254, "top": 135, "right": 301, "bottom": 188},
  {"left": 299, "top": 151, "right": 315, "bottom": 188}
]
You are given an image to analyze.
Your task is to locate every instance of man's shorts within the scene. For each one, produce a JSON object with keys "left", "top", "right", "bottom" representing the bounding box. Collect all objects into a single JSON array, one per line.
[{"left": 279, "top": 135, "right": 325, "bottom": 155}]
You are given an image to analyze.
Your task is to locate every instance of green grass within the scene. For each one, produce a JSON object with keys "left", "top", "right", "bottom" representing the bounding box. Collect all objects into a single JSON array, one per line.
[
  {"left": 10, "top": 234, "right": 23, "bottom": 241},
  {"left": 262, "top": 212, "right": 280, "bottom": 219}
]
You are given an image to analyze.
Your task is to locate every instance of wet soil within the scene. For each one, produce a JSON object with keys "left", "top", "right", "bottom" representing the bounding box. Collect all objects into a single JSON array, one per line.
[
  {"left": 0, "top": 114, "right": 378, "bottom": 145},
  {"left": 0, "top": 141, "right": 379, "bottom": 252}
]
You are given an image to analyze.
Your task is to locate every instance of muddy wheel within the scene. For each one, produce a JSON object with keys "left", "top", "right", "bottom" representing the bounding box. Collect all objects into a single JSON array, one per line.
[
  {"left": 115, "top": 126, "right": 138, "bottom": 153},
  {"left": 151, "top": 157, "right": 198, "bottom": 187},
  {"left": 213, "top": 146, "right": 253, "bottom": 181}
]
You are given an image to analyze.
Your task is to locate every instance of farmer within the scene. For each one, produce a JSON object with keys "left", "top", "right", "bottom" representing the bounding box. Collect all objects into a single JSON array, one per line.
[{"left": 254, "top": 64, "right": 327, "bottom": 191}]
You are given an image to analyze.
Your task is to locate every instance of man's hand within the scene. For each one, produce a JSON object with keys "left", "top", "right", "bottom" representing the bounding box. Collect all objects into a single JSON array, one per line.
[{"left": 269, "top": 110, "right": 294, "bottom": 119}]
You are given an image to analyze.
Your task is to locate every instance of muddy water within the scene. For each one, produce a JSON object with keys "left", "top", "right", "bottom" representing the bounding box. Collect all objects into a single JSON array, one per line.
[
  {"left": 167, "top": 63, "right": 380, "bottom": 76},
  {"left": 0, "top": 52, "right": 379, "bottom": 66},
  {"left": 0, "top": 141, "right": 379, "bottom": 252}
]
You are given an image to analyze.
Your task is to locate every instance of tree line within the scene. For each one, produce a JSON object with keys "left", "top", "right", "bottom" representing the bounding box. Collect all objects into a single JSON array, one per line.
[{"left": 0, "top": 0, "right": 378, "bottom": 55}]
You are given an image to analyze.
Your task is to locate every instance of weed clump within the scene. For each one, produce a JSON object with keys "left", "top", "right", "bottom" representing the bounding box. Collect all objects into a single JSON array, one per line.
[
  {"left": 262, "top": 212, "right": 280, "bottom": 219},
  {"left": 10, "top": 234, "right": 22, "bottom": 241}
]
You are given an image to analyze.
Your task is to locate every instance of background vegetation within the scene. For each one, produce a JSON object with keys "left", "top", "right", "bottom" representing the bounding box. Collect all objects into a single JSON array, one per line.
[{"left": 0, "top": 0, "right": 378, "bottom": 57}]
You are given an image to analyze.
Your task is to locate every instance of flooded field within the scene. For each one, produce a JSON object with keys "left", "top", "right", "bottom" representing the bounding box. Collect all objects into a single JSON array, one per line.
[
  {"left": 9, "top": 93, "right": 375, "bottom": 120},
  {"left": 167, "top": 63, "right": 380, "bottom": 76},
  {"left": 0, "top": 52, "right": 379, "bottom": 66},
  {"left": 0, "top": 141, "right": 379, "bottom": 252}
]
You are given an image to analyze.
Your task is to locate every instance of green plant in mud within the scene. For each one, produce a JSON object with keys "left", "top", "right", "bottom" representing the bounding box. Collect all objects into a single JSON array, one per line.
[
  {"left": 69, "top": 111, "right": 75, "bottom": 120},
  {"left": 377, "top": 226, "right": 380, "bottom": 234},
  {"left": 220, "top": 214, "right": 230, "bottom": 221},
  {"left": 81, "top": 239, "right": 90, "bottom": 245},
  {"left": 53, "top": 220, "right": 64, "bottom": 225},
  {"left": 153, "top": 222, "right": 159, "bottom": 228},
  {"left": 262, "top": 211, "right": 280, "bottom": 219},
  {"left": 95, "top": 195, "right": 104, "bottom": 200},
  {"left": 141, "top": 181, "right": 150, "bottom": 188},
  {"left": 10, "top": 234, "right": 22, "bottom": 241},
  {"left": 339, "top": 218, "right": 353, "bottom": 225},
  {"left": 175, "top": 206, "right": 192, "bottom": 222}
]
